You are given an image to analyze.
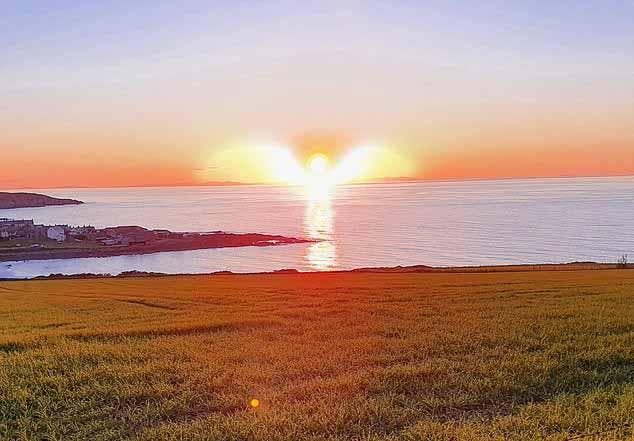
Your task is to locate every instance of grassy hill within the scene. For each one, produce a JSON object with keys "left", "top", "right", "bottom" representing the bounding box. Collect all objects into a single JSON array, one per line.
[{"left": 1, "top": 271, "right": 633, "bottom": 440}]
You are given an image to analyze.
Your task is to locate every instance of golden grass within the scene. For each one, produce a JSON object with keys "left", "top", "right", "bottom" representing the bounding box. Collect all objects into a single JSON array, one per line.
[{"left": 1, "top": 270, "right": 633, "bottom": 440}]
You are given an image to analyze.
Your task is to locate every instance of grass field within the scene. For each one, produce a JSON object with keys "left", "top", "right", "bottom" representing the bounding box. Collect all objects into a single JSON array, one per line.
[{"left": 1, "top": 270, "right": 633, "bottom": 440}]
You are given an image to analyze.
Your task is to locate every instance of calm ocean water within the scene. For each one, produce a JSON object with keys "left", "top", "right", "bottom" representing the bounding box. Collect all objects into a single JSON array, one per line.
[{"left": 1, "top": 177, "right": 633, "bottom": 278}]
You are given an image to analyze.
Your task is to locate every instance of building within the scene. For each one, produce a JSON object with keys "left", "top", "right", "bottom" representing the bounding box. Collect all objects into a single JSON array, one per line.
[
  {"left": 67, "top": 226, "right": 97, "bottom": 241},
  {"left": 100, "top": 226, "right": 154, "bottom": 246},
  {"left": 26, "top": 224, "right": 47, "bottom": 240},
  {"left": 47, "top": 226, "right": 66, "bottom": 242},
  {"left": 0, "top": 219, "right": 89, "bottom": 243},
  {"left": 0, "top": 219, "right": 36, "bottom": 240},
  {"left": 96, "top": 237, "right": 121, "bottom": 246}
]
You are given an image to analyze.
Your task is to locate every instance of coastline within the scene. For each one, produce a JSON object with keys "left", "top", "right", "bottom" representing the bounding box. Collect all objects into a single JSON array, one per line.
[
  {"left": 1, "top": 261, "right": 629, "bottom": 281},
  {"left": 0, "top": 232, "right": 312, "bottom": 263}
]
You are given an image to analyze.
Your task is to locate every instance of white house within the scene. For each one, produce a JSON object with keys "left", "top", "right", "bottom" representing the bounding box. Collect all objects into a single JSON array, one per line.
[{"left": 47, "top": 226, "right": 66, "bottom": 242}]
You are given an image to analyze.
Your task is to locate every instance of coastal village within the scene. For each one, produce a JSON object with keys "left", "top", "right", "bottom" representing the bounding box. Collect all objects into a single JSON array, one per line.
[
  {"left": 0, "top": 217, "right": 309, "bottom": 263},
  {"left": 0, "top": 218, "right": 175, "bottom": 247}
]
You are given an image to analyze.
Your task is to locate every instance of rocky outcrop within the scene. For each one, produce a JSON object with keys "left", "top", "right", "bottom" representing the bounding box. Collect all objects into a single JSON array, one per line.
[{"left": 0, "top": 192, "right": 83, "bottom": 209}]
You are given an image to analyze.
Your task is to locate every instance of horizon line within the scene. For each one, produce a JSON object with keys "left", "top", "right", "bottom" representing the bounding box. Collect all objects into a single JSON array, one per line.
[{"left": 2, "top": 172, "right": 634, "bottom": 192}]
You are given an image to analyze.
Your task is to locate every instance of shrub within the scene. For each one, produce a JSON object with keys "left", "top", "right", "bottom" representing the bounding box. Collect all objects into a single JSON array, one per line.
[{"left": 617, "top": 254, "right": 629, "bottom": 268}]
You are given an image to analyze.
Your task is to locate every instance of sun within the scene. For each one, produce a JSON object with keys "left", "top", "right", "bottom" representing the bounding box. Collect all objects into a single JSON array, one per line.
[
  {"left": 252, "top": 144, "right": 379, "bottom": 186},
  {"left": 307, "top": 153, "right": 329, "bottom": 175}
]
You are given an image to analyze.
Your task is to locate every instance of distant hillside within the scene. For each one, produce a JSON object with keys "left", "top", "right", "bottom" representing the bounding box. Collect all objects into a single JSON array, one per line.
[{"left": 0, "top": 192, "right": 83, "bottom": 209}]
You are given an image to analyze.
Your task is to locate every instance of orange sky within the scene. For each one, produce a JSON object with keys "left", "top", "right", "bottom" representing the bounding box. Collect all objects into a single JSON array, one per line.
[
  {"left": 3, "top": 130, "right": 634, "bottom": 190},
  {"left": 2, "top": 2, "right": 633, "bottom": 189}
]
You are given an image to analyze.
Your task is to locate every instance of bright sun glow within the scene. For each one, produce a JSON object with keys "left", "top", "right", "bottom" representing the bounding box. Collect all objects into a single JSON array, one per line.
[
  {"left": 205, "top": 141, "right": 413, "bottom": 187},
  {"left": 267, "top": 146, "right": 374, "bottom": 189},
  {"left": 308, "top": 153, "right": 329, "bottom": 175}
]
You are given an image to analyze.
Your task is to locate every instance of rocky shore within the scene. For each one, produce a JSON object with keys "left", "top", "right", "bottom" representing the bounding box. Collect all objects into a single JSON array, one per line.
[{"left": 0, "top": 192, "right": 83, "bottom": 209}]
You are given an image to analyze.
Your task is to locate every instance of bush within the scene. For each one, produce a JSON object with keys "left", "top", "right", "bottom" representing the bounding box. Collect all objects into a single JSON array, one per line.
[{"left": 617, "top": 254, "right": 629, "bottom": 268}]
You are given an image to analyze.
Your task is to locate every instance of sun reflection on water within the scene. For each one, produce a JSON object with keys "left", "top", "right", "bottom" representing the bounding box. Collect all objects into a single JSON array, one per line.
[{"left": 304, "top": 185, "right": 336, "bottom": 271}]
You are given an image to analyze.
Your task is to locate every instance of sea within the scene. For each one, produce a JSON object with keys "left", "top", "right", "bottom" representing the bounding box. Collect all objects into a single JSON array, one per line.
[{"left": 1, "top": 176, "right": 633, "bottom": 278}]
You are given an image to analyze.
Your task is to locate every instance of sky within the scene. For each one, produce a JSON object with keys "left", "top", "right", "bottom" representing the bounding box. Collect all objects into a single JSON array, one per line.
[{"left": 1, "top": 0, "right": 633, "bottom": 189}]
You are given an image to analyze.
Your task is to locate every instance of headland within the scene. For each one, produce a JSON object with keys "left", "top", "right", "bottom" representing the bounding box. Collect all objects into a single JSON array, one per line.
[
  {"left": 0, "top": 219, "right": 311, "bottom": 262},
  {"left": 0, "top": 192, "right": 83, "bottom": 209}
]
